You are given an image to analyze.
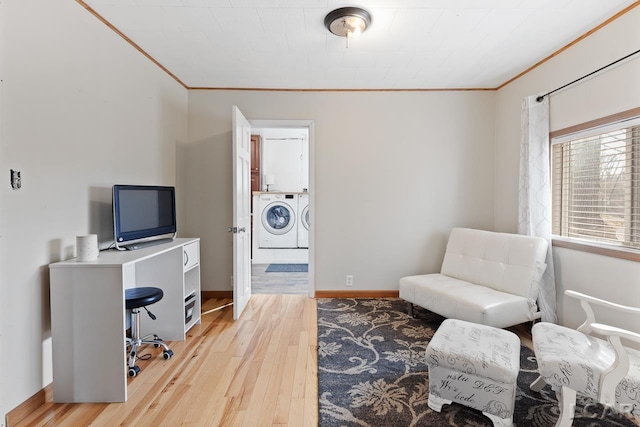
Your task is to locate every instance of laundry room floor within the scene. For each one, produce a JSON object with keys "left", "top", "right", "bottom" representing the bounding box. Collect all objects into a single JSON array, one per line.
[{"left": 251, "top": 263, "right": 308, "bottom": 294}]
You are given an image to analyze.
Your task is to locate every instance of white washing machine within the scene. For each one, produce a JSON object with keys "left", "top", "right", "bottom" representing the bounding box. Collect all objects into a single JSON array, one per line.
[
  {"left": 297, "top": 193, "right": 309, "bottom": 248},
  {"left": 258, "top": 193, "right": 298, "bottom": 248}
]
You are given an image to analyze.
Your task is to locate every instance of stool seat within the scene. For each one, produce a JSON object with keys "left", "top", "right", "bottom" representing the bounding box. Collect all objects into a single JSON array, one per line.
[
  {"left": 124, "top": 286, "right": 172, "bottom": 377},
  {"left": 125, "top": 287, "right": 164, "bottom": 309}
]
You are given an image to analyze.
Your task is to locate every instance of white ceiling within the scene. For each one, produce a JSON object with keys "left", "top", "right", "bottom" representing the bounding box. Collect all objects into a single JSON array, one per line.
[{"left": 82, "top": 0, "right": 637, "bottom": 89}]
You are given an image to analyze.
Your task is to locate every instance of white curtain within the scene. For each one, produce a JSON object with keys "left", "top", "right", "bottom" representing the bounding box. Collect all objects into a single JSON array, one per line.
[{"left": 518, "top": 95, "right": 557, "bottom": 323}]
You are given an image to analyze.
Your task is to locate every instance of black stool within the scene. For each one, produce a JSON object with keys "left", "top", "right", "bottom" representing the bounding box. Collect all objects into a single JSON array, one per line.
[{"left": 125, "top": 287, "right": 173, "bottom": 377}]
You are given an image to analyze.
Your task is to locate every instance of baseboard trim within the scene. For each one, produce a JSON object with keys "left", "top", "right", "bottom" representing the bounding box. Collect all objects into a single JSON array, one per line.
[
  {"left": 314, "top": 290, "right": 399, "bottom": 298},
  {"left": 202, "top": 290, "right": 398, "bottom": 299},
  {"left": 202, "top": 290, "right": 233, "bottom": 299},
  {"left": 6, "top": 385, "right": 51, "bottom": 427}
]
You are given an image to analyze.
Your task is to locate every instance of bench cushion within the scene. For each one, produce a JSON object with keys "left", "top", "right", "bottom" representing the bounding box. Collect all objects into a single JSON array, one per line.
[
  {"left": 441, "top": 228, "right": 547, "bottom": 305},
  {"left": 399, "top": 273, "right": 536, "bottom": 328}
]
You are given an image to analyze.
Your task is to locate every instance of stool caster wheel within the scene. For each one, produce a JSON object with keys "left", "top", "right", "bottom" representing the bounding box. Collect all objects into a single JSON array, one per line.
[
  {"left": 128, "top": 365, "right": 141, "bottom": 377},
  {"left": 153, "top": 337, "right": 164, "bottom": 348},
  {"left": 163, "top": 349, "right": 174, "bottom": 360}
]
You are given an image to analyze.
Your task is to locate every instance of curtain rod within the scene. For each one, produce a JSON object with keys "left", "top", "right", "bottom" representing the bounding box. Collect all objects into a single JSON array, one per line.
[{"left": 536, "top": 48, "right": 640, "bottom": 102}]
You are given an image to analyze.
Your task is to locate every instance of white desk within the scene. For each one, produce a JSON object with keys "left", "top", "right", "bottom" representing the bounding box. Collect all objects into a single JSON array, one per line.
[{"left": 49, "top": 238, "right": 201, "bottom": 402}]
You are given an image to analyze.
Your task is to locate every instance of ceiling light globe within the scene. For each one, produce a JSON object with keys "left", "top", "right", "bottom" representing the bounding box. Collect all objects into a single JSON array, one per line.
[{"left": 324, "top": 7, "right": 371, "bottom": 39}]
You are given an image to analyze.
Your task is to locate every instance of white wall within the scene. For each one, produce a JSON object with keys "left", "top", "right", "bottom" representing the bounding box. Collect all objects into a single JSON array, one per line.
[
  {"left": 186, "top": 90, "right": 496, "bottom": 293},
  {"left": 494, "top": 8, "right": 640, "bottom": 331},
  {"left": 257, "top": 127, "right": 309, "bottom": 192},
  {"left": 0, "top": 0, "right": 188, "bottom": 422}
]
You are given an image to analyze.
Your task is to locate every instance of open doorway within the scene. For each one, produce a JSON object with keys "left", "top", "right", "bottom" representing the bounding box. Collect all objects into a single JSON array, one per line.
[{"left": 249, "top": 120, "right": 314, "bottom": 296}]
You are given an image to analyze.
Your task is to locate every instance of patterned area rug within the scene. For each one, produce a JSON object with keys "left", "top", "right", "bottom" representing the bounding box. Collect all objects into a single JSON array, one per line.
[{"left": 317, "top": 298, "right": 638, "bottom": 427}]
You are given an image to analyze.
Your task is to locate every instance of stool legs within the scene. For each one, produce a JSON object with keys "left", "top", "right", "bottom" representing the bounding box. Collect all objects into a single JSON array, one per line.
[{"left": 126, "top": 307, "right": 173, "bottom": 377}]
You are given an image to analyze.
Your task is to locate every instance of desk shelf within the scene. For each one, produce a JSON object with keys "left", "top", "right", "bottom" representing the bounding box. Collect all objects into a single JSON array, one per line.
[{"left": 49, "top": 237, "right": 201, "bottom": 403}]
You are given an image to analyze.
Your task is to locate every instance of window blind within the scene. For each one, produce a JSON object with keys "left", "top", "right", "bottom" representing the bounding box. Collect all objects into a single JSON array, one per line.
[{"left": 552, "top": 120, "right": 640, "bottom": 250}]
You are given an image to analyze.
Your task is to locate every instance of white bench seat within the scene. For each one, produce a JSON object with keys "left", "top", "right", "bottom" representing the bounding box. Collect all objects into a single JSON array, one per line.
[
  {"left": 400, "top": 228, "right": 547, "bottom": 329},
  {"left": 400, "top": 273, "right": 534, "bottom": 329}
]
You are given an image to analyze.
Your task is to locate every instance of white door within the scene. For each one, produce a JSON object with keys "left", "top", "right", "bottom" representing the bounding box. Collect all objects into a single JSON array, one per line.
[{"left": 232, "top": 106, "right": 252, "bottom": 319}]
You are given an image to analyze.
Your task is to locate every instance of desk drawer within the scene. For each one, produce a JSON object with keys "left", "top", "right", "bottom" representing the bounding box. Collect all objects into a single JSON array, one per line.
[{"left": 183, "top": 242, "right": 199, "bottom": 271}]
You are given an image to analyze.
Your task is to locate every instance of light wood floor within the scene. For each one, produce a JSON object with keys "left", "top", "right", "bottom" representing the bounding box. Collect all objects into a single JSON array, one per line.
[
  {"left": 14, "top": 295, "right": 318, "bottom": 427},
  {"left": 12, "top": 296, "right": 533, "bottom": 427},
  {"left": 251, "top": 264, "right": 309, "bottom": 295}
]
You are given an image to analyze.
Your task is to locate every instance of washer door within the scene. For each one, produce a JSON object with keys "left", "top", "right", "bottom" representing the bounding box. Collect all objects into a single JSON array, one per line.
[
  {"left": 301, "top": 205, "right": 310, "bottom": 231},
  {"left": 262, "top": 202, "right": 295, "bottom": 235}
]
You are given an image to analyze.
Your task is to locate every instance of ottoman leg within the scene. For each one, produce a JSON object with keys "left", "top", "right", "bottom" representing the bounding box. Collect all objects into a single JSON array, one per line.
[
  {"left": 483, "top": 412, "right": 513, "bottom": 427},
  {"left": 428, "top": 393, "right": 452, "bottom": 412},
  {"left": 530, "top": 375, "right": 547, "bottom": 392}
]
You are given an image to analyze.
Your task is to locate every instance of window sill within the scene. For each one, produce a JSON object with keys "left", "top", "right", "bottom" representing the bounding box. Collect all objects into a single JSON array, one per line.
[{"left": 552, "top": 237, "right": 640, "bottom": 263}]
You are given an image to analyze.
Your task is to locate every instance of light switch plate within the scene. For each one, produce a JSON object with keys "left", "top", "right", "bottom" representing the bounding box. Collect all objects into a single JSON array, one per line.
[{"left": 10, "top": 169, "right": 21, "bottom": 189}]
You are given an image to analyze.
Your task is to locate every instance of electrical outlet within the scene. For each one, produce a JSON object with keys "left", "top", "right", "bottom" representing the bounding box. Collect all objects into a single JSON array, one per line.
[{"left": 346, "top": 275, "right": 353, "bottom": 286}]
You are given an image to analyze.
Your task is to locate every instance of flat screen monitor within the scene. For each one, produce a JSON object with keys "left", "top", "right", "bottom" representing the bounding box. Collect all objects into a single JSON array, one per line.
[{"left": 113, "top": 185, "right": 176, "bottom": 250}]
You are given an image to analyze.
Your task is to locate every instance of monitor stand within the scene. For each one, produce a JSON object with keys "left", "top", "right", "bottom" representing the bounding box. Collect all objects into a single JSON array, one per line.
[{"left": 125, "top": 238, "right": 174, "bottom": 250}]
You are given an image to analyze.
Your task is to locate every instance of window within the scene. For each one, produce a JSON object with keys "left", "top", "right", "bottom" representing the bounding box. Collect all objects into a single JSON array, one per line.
[{"left": 551, "top": 115, "right": 640, "bottom": 253}]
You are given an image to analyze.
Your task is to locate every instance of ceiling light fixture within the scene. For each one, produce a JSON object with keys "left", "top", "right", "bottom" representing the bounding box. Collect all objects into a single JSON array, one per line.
[{"left": 324, "top": 7, "right": 372, "bottom": 48}]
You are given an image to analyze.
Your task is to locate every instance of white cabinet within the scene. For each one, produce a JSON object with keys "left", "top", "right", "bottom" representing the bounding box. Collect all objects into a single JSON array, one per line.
[{"left": 49, "top": 238, "right": 200, "bottom": 403}]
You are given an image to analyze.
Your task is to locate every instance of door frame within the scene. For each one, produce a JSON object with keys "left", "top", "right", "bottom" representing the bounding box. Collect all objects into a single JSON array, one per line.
[{"left": 250, "top": 119, "right": 315, "bottom": 297}]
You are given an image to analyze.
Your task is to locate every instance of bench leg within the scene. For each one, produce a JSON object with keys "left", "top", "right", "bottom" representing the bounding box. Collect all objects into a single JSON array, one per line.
[
  {"left": 484, "top": 412, "right": 513, "bottom": 427},
  {"left": 555, "top": 386, "right": 576, "bottom": 427},
  {"left": 407, "top": 302, "right": 415, "bottom": 318}
]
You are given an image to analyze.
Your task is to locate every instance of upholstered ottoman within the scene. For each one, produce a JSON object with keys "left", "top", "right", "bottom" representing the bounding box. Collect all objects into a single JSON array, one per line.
[{"left": 426, "top": 319, "right": 521, "bottom": 427}]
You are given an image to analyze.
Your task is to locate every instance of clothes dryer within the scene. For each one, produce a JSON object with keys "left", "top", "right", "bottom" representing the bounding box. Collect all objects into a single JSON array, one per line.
[
  {"left": 297, "top": 193, "right": 309, "bottom": 248},
  {"left": 258, "top": 193, "right": 298, "bottom": 248}
]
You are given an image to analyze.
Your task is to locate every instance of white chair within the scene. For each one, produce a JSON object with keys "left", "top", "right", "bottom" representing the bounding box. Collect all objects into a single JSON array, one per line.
[{"left": 530, "top": 290, "right": 640, "bottom": 426}]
